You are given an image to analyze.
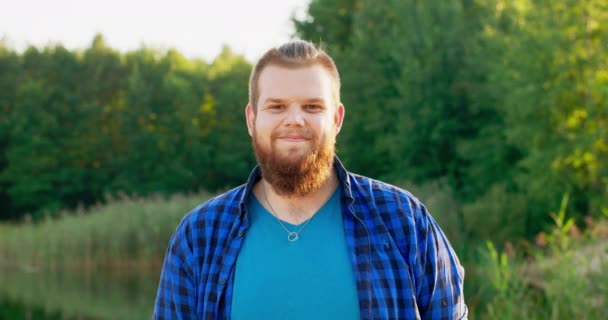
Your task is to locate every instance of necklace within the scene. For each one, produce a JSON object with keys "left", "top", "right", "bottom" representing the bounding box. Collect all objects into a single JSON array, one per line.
[{"left": 262, "top": 182, "right": 314, "bottom": 242}]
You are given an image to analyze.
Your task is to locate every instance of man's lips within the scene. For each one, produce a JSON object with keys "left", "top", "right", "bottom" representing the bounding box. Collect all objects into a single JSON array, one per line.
[{"left": 278, "top": 135, "right": 309, "bottom": 142}]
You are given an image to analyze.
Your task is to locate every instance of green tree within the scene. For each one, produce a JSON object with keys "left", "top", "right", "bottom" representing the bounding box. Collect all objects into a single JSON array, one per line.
[
  {"left": 292, "top": 0, "right": 361, "bottom": 54},
  {"left": 296, "top": 0, "right": 518, "bottom": 241},
  {"left": 202, "top": 46, "right": 256, "bottom": 190},
  {"left": 0, "top": 43, "right": 22, "bottom": 219},
  {"left": 1, "top": 45, "right": 97, "bottom": 217},
  {"left": 492, "top": 0, "right": 608, "bottom": 228},
  {"left": 0, "top": 36, "right": 253, "bottom": 219}
]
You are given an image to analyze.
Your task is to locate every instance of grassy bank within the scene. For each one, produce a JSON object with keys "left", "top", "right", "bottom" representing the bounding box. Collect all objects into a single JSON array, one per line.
[
  {"left": 0, "top": 192, "right": 211, "bottom": 272},
  {"left": 477, "top": 239, "right": 608, "bottom": 319},
  {"left": 472, "top": 212, "right": 608, "bottom": 319}
]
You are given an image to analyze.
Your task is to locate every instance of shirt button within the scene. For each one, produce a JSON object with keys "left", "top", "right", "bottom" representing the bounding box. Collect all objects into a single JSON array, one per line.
[
  {"left": 220, "top": 279, "right": 226, "bottom": 285},
  {"left": 238, "top": 231, "right": 244, "bottom": 237}
]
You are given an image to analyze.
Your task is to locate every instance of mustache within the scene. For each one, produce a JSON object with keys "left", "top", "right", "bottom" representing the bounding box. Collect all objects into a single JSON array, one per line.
[{"left": 271, "top": 129, "right": 313, "bottom": 140}]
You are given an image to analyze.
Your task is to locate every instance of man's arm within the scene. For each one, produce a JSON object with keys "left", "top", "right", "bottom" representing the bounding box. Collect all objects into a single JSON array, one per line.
[
  {"left": 414, "top": 204, "right": 468, "bottom": 320},
  {"left": 154, "top": 218, "right": 197, "bottom": 320}
]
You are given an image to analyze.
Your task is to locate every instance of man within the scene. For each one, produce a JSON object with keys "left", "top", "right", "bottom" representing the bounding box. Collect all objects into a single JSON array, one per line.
[{"left": 154, "top": 40, "right": 467, "bottom": 320}]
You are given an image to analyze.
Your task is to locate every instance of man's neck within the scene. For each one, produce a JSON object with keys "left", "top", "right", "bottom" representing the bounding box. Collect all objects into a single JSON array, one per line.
[{"left": 253, "top": 169, "right": 339, "bottom": 225}]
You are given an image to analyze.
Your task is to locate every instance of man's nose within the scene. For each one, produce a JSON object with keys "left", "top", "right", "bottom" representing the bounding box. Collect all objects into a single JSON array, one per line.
[{"left": 284, "top": 105, "right": 305, "bottom": 126}]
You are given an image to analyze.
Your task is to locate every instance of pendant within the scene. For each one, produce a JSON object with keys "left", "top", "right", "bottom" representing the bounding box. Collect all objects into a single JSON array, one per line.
[{"left": 287, "top": 232, "right": 299, "bottom": 242}]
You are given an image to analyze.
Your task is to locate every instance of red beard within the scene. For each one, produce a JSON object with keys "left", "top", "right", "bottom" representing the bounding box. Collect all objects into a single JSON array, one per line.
[{"left": 252, "top": 127, "right": 335, "bottom": 197}]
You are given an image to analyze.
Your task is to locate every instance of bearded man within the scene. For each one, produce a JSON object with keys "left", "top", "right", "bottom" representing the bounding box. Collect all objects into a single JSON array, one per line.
[{"left": 154, "top": 40, "right": 468, "bottom": 320}]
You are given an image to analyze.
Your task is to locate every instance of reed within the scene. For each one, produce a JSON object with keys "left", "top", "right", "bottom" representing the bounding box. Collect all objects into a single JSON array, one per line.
[{"left": 0, "top": 192, "right": 211, "bottom": 271}]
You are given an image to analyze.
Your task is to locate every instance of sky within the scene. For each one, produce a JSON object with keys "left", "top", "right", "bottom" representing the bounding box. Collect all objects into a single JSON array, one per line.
[{"left": 0, "top": 0, "right": 312, "bottom": 62}]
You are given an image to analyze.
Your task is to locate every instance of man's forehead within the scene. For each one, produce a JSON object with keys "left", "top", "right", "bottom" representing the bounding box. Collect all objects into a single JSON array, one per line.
[
  {"left": 257, "top": 65, "right": 333, "bottom": 99},
  {"left": 258, "top": 64, "right": 331, "bottom": 81}
]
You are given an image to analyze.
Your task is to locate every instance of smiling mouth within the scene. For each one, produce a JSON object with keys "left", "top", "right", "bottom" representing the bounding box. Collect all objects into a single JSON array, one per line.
[{"left": 279, "top": 136, "right": 309, "bottom": 142}]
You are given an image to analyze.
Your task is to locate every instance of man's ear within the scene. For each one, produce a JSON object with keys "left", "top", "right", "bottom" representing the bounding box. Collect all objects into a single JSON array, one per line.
[
  {"left": 245, "top": 103, "right": 255, "bottom": 137},
  {"left": 334, "top": 103, "right": 345, "bottom": 134}
]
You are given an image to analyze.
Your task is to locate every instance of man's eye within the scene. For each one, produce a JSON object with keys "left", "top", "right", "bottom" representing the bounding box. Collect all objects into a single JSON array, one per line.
[
  {"left": 269, "top": 104, "right": 284, "bottom": 110},
  {"left": 304, "top": 104, "right": 322, "bottom": 111}
]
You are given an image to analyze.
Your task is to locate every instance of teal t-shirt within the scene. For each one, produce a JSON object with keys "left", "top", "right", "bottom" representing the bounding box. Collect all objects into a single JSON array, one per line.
[{"left": 231, "top": 188, "right": 360, "bottom": 320}]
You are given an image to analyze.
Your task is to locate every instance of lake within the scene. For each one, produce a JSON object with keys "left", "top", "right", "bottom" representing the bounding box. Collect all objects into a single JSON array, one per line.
[{"left": 0, "top": 268, "right": 159, "bottom": 320}]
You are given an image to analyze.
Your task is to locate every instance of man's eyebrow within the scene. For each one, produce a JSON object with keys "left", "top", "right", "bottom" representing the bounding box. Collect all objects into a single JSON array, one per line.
[
  {"left": 263, "top": 98, "right": 287, "bottom": 104},
  {"left": 302, "top": 98, "right": 325, "bottom": 104},
  {"left": 263, "top": 98, "right": 326, "bottom": 104}
]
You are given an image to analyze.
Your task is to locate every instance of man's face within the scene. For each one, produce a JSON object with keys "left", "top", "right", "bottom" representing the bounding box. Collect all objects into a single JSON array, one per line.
[{"left": 245, "top": 64, "right": 345, "bottom": 196}]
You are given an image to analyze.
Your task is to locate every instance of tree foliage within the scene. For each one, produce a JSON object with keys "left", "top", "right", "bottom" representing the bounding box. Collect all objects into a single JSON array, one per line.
[
  {"left": 294, "top": 0, "right": 608, "bottom": 243},
  {"left": 0, "top": 35, "right": 254, "bottom": 219}
]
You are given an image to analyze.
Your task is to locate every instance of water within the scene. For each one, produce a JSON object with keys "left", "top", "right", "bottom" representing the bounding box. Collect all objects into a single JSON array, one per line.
[{"left": 0, "top": 268, "right": 159, "bottom": 320}]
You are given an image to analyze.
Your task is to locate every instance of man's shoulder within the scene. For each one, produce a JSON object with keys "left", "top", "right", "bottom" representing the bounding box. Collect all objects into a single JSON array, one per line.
[
  {"left": 347, "top": 173, "right": 444, "bottom": 258},
  {"left": 174, "top": 184, "right": 246, "bottom": 234},
  {"left": 347, "top": 172, "right": 425, "bottom": 212}
]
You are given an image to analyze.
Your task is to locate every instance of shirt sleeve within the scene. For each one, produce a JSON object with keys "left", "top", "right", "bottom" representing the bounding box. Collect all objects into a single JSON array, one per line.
[
  {"left": 153, "top": 217, "right": 197, "bottom": 320},
  {"left": 414, "top": 204, "right": 468, "bottom": 320}
]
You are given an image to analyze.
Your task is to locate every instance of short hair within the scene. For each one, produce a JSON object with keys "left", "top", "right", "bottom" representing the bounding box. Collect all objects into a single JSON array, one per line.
[{"left": 248, "top": 40, "right": 341, "bottom": 112}]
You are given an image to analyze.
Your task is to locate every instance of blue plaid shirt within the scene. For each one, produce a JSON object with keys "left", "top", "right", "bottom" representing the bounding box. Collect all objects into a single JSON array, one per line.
[{"left": 154, "top": 157, "right": 467, "bottom": 319}]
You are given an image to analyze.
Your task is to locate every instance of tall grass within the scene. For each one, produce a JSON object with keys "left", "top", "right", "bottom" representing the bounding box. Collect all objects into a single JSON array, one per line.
[
  {"left": 474, "top": 196, "right": 608, "bottom": 319},
  {"left": 0, "top": 192, "right": 211, "bottom": 271}
]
